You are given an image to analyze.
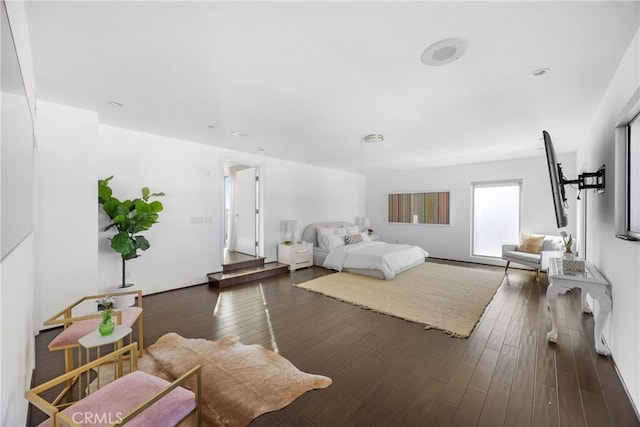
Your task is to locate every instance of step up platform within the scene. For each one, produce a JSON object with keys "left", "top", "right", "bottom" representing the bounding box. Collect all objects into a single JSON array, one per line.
[
  {"left": 208, "top": 262, "right": 290, "bottom": 288},
  {"left": 222, "top": 254, "right": 265, "bottom": 274}
]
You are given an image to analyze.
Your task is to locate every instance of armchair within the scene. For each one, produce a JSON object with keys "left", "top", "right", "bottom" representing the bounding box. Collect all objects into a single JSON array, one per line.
[
  {"left": 44, "top": 290, "right": 144, "bottom": 404},
  {"left": 502, "top": 235, "right": 564, "bottom": 279},
  {"left": 25, "top": 343, "right": 201, "bottom": 427}
]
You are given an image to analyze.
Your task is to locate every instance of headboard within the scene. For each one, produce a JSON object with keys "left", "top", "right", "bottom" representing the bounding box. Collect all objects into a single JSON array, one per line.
[{"left": 301, "top": 221, "right": 355, "bottom": 247}]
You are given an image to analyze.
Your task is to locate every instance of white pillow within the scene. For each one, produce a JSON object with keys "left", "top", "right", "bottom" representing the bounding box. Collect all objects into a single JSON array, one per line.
[
  {"left": 319, "top": 233, "right": 345, "bottom": 250},
  {"left": 360, "top": 232, "right": 371, "bottom": 241},
  {"left": 316, "top": 226, "right": 351, "bottom": 249},
  {"left": 344, "top": 225, "right": 359, "bottom": 234},
  {"left": 327, "top": 234, "right": 345, "bottom": 250},
  {"left": 316, "top": 227, "right": 335, "bottom": 246}
]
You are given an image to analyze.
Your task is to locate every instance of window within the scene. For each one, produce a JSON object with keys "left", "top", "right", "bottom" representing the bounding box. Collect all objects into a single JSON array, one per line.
[
  {"left": 472, "top": 181, "right": 521, "bottom": 257},
  {"left": 614, "top": 89, "right": 639, "bottom": 240},
  {"left": 628, "top": 112, "right": 640, "bottom": 238}
]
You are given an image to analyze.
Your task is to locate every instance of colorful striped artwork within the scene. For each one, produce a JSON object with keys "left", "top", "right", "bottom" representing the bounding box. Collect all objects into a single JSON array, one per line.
[{"left": 388, "top": 192, "right": 450, "bottom": 224}]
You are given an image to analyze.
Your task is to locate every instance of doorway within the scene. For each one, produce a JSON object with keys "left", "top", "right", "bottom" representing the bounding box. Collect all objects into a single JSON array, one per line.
[{"left": 223, "top": 162, "right": 262, "bottom": 262}]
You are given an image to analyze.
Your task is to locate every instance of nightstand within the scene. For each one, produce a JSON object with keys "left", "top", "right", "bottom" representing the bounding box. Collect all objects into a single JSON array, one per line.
[{"left": 278, "top": 241, "right": 313, "bottom": 272}]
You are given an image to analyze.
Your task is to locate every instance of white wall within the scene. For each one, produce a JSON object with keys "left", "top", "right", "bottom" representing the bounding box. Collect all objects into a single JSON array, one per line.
[
  {"left": 365, "top": 153, "right": 577, "bottom": 265},
  {"left": 263, "top": 160, "right": 366, "bottom": 255},
  {"left": 578, "top": 29, "right": 640, "bottom": 409},
  {"left": 1, "top": 2, "right": 37, "bottom": 425},
  {"left": 96, "top": 125, "right": 221, "bottom": 294},
  {"left": 0, "top": 235, "right": 35, "bottom": 427},
  {"left": 35, "top": 101, "right": 99, "bottom": 326},
  {"left": 96, "top": 125, "right": 365, "bottom": 295},
  {"left": 3, "top": 0, "right": 36, "bottom": 117}
]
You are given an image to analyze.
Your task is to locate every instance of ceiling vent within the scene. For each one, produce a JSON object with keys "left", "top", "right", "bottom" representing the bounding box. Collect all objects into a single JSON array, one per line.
[
  {"left": 421, "top": 38, "right": 468, "bottom": 66},
  {"left": 364, "top": 134, "right": 384, "bottom": 143},
  {"left": 530, "top": 68, "right": 550, "bottom": 77}
]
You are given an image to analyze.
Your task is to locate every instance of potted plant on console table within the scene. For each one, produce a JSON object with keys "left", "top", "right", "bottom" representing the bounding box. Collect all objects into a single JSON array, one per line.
[{"left": 98, "top": 176, "right": 165, "bottom": 289}]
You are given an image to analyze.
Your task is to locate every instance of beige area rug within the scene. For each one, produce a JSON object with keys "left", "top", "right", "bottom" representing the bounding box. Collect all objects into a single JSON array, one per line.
[
  {"left": 296, "top": 262, "right": 504, "bottom": 338},
  {"left": 90, "top": 333, "right": 331, "bottom": 426}
]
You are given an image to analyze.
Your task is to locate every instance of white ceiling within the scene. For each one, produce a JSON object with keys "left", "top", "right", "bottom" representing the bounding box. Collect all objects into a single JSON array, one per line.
[{"left": 24, "top": 1, "right": 639, "bottom": 172}]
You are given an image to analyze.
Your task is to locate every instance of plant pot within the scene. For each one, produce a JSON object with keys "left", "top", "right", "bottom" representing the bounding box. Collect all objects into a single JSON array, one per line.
[{"left": 99, "top": 319, "right": 115, "bottom": 336}]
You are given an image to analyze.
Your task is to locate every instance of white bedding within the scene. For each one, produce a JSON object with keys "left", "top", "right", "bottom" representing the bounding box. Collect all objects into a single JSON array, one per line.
[{"left": 322, "top": 241, "right": 429, "bottom": 280}]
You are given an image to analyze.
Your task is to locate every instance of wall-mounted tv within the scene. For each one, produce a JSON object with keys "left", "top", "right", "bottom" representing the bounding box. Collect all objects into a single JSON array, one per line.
[
  {"left": 543, "top": 130, "right": 606, "bottom": 230},
  {"left": 543, "top": 130, "right": 568, "bottom": 228}
]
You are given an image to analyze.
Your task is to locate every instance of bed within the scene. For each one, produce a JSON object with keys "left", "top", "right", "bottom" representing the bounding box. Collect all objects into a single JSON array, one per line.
[{"left": 301, "top": 222, "right": 429, "bottom": 280}]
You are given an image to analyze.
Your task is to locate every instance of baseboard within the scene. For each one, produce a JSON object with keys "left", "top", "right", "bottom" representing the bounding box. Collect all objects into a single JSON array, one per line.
[
  {"left": 604, "top": 336, "right": 640, "bottom": 422},
  {"left": 428, "top": 256, "right": 542, "bottom": 272}
]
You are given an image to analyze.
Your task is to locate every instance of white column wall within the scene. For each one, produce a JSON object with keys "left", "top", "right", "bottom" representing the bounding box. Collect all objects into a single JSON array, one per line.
[
  {"left": 34, "top": 101, "right": 99, "bottom": 327},
  {"left": 577, "top": 29, "right": 640, "bottom": 410},
  {"left": 1, "top": 2, "right": 36, "bottom": 425},
  {"left": 365, "top": 153, "right": 577, "bottom": 264},
  {"left": 0, "top": 235, "right": 35, "bottom": 427}
]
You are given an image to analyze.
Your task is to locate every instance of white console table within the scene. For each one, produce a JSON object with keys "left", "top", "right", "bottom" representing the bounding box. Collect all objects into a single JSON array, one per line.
[{"left": 546, "top": 258, "right": 611, "bottom": 356}]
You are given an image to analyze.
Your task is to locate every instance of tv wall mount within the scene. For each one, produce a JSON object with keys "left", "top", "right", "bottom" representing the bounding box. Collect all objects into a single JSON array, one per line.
[{"left": 559, "top": 164, "right": 605, "bottom": 197}]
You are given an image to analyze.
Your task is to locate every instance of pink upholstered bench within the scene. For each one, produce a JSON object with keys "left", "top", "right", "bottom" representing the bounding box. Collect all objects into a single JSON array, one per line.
[
  {"left": 48, "top": 306, "right": 142, "bottom": 350},
  {"left": 37, "top": 371, "right": 195, "bottom": 427},
  {"left": 26, "top": 343, "right": 202, "bottom": 427}
]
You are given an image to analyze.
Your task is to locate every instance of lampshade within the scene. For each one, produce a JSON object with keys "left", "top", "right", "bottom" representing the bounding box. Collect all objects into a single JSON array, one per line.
[
  {"left": 361, "top": 217, "right": 370, "bottom": 228},
  {"left": 286, "top": 219, "right": 297, "bottom": 233}
]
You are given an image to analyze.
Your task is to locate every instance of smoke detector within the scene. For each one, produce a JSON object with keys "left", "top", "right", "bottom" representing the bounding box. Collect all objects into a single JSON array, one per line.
[
  {"left": 421, "top": 38, "right": 468, "bottom": 66},
  {"left": 364, "top": 134, "right": 384, "bottom": 143}
]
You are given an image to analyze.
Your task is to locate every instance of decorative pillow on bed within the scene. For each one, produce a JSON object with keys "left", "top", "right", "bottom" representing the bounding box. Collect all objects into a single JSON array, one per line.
[
  {"left": 323, "top": 234, "right": 346, "bottom": 250},
  {"left": 345, "top": 233, "right": 363, "bottom": 245},
  {"left": 316, "top": 227, "right": 335, "bottom": 247},
  {"left": 318, "top": 229, "right": 347, "bottom": 250},
  {"left": 317, "top": 226, "right": 349, "bottom": 249}
]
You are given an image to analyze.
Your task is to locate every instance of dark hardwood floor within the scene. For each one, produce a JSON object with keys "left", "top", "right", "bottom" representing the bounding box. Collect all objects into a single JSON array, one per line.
[{"left": 31, "top": 260, "right": 639, "bottom": 426}]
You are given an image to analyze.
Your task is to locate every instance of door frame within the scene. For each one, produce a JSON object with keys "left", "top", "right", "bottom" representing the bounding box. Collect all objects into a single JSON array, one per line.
[{"left": 221, "top": 160, "right": 264, "bottom": 262}]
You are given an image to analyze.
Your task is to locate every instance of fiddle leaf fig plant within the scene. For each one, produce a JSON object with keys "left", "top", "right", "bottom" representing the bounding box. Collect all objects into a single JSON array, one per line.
[{"left": 98, "top": 176, "right": 165, "bottom": 287}]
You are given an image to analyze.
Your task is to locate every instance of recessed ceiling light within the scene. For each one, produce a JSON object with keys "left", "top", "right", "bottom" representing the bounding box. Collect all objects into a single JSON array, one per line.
[
  {"left": 108, "top": 101, "right": 123, "bottom": 107},
  {"left": 231, "top": 131, "right": 249, "bottom": 137},
  {"left": 364, "top": 134, "right": 384, "bottom": 143},
  {"left": 257, "top": 147, "right": 265, "bottom": 151},
  {"left": 207, "top": 125, "right": 216, "bottom": 129},
  {"left": 530, "top": 68, "right": 550, "bottom": 78},
  {"left": 421, "top": 38, "right": 468, "bottom": 66}
]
